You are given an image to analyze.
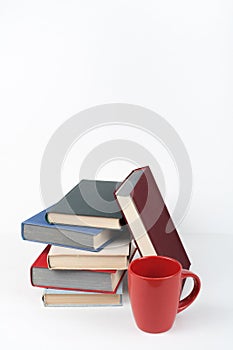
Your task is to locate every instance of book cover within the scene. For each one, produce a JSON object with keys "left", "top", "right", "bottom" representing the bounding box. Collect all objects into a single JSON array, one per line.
[
  {"left": 115, "top": 166, "right": 191, "bottom": 270},
  {"left": 30, "top": 245, "right": 130, "bottom": 293},
  {"left": 22, "top": 210, "right": 120, "bottom": 251},
  {"left": 46, "top": 180, "right": 125, "bottom": 230}
]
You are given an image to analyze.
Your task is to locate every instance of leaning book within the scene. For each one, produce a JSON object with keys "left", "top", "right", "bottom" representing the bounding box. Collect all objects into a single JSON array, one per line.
[{"left": 115, "top": 166, "right": 191, "bottom": 270}]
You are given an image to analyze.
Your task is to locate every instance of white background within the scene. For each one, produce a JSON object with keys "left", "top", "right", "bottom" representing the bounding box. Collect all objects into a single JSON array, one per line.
[{"left": 0, "top": 1, "right": 232, "bottom": 349}]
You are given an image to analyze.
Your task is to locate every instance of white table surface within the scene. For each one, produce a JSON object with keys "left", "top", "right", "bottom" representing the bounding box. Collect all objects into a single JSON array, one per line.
[{"left": 1, "top": 233, "right": 232, "bottom": 350}]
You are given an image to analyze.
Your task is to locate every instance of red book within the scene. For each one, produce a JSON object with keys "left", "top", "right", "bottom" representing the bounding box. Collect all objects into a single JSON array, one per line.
[
  {"left": 30, "top": 245, "right": 136, "bottom": 294},
  {"left": 114, "top": 166, "right": 191, "bottom": 270}
]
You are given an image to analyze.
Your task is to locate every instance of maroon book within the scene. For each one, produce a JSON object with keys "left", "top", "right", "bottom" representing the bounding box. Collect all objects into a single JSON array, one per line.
[{"left": 114, "top": 166, "right": 191, "bottom": 270}]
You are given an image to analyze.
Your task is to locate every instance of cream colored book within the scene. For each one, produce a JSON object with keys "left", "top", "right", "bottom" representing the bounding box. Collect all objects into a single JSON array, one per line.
[
  {"left": 47, "top": 233, "right": 132, "bottom": 270},
  {"left": 42, "top": 281, "right": 123, "bottom": 307}
]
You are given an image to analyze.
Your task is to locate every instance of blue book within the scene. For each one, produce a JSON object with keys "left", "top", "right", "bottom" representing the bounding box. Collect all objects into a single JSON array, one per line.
[
  {"left": 21, "top": 210, "right": 120, "bottom": 252},
  {"left": 42, "top": 280, "right": 123, "bottom": 307}
]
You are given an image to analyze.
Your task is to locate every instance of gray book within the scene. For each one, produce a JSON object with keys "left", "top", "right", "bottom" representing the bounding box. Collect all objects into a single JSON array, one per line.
[{"left": 46, "top": 180, "right": 125, "bottom": 230}]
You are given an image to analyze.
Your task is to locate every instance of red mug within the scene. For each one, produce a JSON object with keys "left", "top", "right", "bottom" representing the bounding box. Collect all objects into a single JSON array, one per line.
[{"left": 128, "top": 255, "right": 201, "bottom": 333}]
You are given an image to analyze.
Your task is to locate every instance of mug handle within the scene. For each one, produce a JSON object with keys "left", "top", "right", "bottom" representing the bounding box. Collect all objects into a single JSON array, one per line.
[{"left": 177, "top": 269, "right": 201, "bottom": 313}]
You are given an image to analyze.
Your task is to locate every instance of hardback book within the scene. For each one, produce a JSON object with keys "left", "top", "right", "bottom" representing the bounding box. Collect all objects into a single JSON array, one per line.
[
  {"left": 30, "top": 245, "right": 135, "bottom": 293},
  {"left": 46, "top": 180, "right": 125, "bottom": 230},
  {"left": 114, "top": 166, "right": 191, "bottom": 270},
  {"left": 22, "top": 210, "right": 119, "bottom": 252},
  {"left": 47, "top": 232, "right": 132, "bottom": 270},
  {"left": 42, "top": 281, "right": 123, "bottom": 307}
]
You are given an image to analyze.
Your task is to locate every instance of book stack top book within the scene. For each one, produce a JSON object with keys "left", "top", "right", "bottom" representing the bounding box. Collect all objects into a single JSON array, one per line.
[{"left": 46, "top": 180, "right": 125, "bottom": 230}]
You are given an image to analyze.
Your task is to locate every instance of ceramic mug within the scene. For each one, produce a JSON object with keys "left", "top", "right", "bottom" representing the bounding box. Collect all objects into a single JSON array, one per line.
[{"left": 128, "top": 255, "right": 201, "bottom": 333}]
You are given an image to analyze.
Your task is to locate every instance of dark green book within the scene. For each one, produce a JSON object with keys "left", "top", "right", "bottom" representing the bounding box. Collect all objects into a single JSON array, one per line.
[{"left": 46, "top": 180, "right": 125, "bottom": 230}]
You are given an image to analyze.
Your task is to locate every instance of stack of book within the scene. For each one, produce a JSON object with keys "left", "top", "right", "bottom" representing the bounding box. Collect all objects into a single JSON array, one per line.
[
  {"left": 22, "top": 179, "right": 136, "bottom": 307},
  {"left": 22, "top": 166, "right": 191, "bottom": 307}
]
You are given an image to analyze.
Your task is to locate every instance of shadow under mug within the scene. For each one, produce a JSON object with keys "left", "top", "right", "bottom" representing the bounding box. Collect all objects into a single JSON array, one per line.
[{"left": 128, "top": 255, "right": 201, "bottom": 333}]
